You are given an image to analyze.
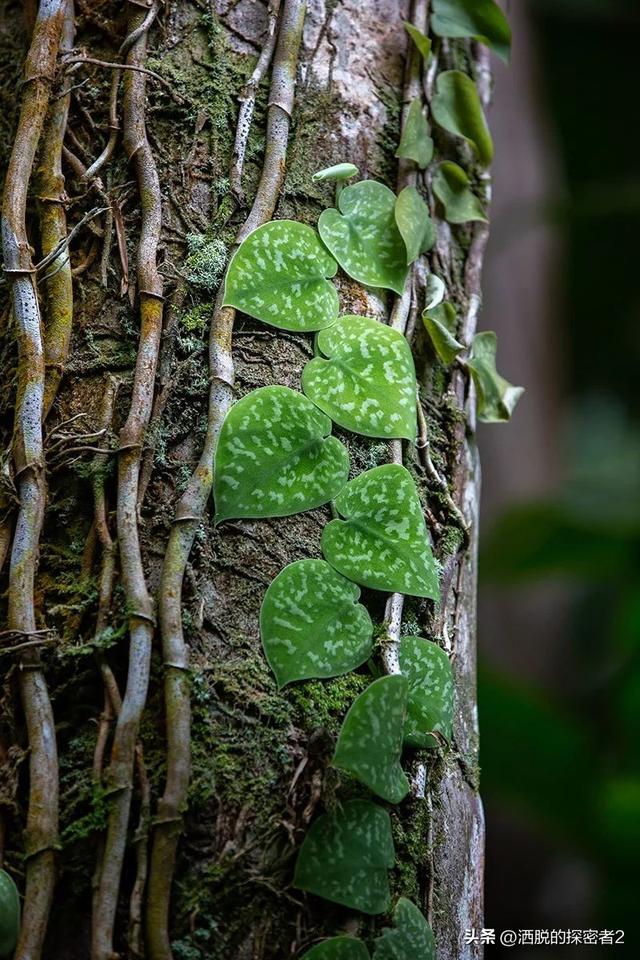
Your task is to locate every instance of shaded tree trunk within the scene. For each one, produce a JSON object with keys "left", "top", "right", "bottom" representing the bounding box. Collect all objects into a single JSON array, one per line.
[{"left": 0, "top": 1, "right": 489, "bottom": 957}]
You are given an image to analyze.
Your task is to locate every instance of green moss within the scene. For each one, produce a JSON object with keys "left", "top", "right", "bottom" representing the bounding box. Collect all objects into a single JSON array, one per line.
[{"left": 185, "top": 234, "right": 227, "bottom": 291}]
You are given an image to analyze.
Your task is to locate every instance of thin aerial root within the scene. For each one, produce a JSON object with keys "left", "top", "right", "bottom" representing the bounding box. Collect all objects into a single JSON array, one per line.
[{"left": 146, "top": 3, "right": 307, "bottom": 958}]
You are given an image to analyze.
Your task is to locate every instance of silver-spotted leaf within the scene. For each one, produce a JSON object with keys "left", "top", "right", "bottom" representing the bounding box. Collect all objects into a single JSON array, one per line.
[
  {"left": 260, "top": 559, "right": 373, "bottom": 688},
  {"left": 303, "top": 938, "right": 370, "bottom": 960},
  {"left": 431, "top": 71, "right": 494, "bottom": 167},
  {"left": 399, "top": 637, "right": 454, "bottom": 748},
  {"left": 302, "top": 315, "right": 417, "bottom": 441},
  {"left": 322, "top": 464, "right": 440, "bottom": 599},
  {"left": 373, "top": 898, "right": 436, "bottom": 960},
  {"left": 395, "top": 99, "right": 433, "bottom": 169},
  {"left": 223, "top": 220, "right": 339, "bottom": 331},
  {"left": 403, "top": 22, "right": 432, "bottom": 62},
  {"left": 333, "top": 676, "right": 410, "bottom": 803},
  {"left": 431, "top": 0, "right": 511, "bottom": 64},
  {"left": 433, "top": 162, "right": 487, "bottom": 224},
  {"left": 395, "top": 187, "right": 435, "bottom": 265},
  {"left": 214, "top": 386, "right": 349, "bottom": 522},
  {"left": 318, "top": 181, "right": 408, "bottom": 294},
  {"left": 467, "top": 332, "right": 524, "bottom": 423},
  {"left": 423, "top": 303, "right": 464, "bottom": 365},
  {"left": 293, "top": 799, "right": 395, "bottom": 914},
  {"left": 313, "top": 163, "right": 360, "bottom": 182}
]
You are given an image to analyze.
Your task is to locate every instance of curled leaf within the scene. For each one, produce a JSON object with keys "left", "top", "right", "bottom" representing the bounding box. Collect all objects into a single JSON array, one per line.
[
  {"left": 214, "top": 386, "right": 349, "bottom": 521},
  {"left": 395, "top": 186, "right": 435, "bottom": 265},
  {"left": 373, "top": 898, "right": 436, "bottom": 959},
  {"left": 333, "top": 676, "right": 410, "bottom": 803},
  {"left": 399, "top": 637, "right": 454, "bottom": 748},
  {"left": 294, "top": 799, "right": 395, "bottom": 914},
  {"left": 302, "top": 315, "right": 417, "bottom": 440},
  {"left": 433, "top": 161, "right": 487, "bottom": 224},
  {"left": 260, "top": 559, "right": 373, "bottom": 688},
  {"left": 303, "top": 938, "right": 370, "bottom": 960},
  {"left": 431, "top": 0, "right": 511, "bottom": 64},
  {"left": 322, "top": 464, "right": 440, "bottom": 600},
  {"left": 318, "top": 180, "right": 408, "bottom": 294},
  {"left": 395, "top": 99, "right": 433, "bottom": 170},
  {"left": 467, "top": 331, "right": 525, "bottom": 423},
  {"left": 423, "top": 302, "right": 464, "bottom": 365},
  {"left": 313, "top": 162, "right": 360, "bottom": 182},
  {"left": 223, "top": 220, "right": 339, "bottom": 331},
  {"left": 403, "top": 22, "right": 432, "bottom": 62},
  {"left": 431, "top": 71, "right": 494, "bottom": 167},
  {"left": 424, "top": 274, "right": 446, "bottom": 311}
]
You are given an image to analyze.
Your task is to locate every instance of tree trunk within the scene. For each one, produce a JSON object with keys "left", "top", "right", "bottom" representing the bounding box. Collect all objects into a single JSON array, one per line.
[{"left": 0, "top": 1, "right": 489, "bottom": 958}]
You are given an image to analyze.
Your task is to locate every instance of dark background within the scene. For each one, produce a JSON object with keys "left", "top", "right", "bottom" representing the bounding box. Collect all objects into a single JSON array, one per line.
[{"left": 479, "top": 0, "right": 640, "bottom": 954}]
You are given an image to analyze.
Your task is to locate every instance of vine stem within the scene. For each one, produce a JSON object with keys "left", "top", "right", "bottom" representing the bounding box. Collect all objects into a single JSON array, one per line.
[
  {"left": 1, "top": 1, "right": 66, "bottom": 957},
  {"left": 145, "top": 2, "right": 307, "bottom": 957},
  {"left": 91, "top": 4, "right": 164, "bottom": 958}
]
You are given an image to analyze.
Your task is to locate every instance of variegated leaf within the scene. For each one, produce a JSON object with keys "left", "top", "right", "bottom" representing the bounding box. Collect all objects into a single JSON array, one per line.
[
  {"left": 223, "top": 220, "right": 339, "bottom": 331},
  {"left": 373, "top": 898, "right": 436, "bottom": 959},
  {"left": 333, "top": 675, "right": 410, "bottom": 803},
  {"left": 303, "top": 938, "right": 370, "bottom": 960},
  {"left": 318, "top": 181, "right": 409, "bottom": 294},
  {"left": 302, "top": 315, "right": 417, "bottom": 440},
  {"left": 260, "top": 559, "right": 373, "bottom": 688},
  {"left": 399, "top": 637, "right": 454, "bottom": 748},
  {"left": 214, "top": 386, "right": 349, "bottom": 522},
  {"left": 322, "top": 465, "right": 440, "bottom": 599},
  {"left": 294, "top": 800, "right": 395, "bottom": 914}
]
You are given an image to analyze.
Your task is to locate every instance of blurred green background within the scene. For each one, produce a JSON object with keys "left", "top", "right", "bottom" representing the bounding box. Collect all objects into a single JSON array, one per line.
[{"left": 479, "top": 0, "right": 640, "bottom": 954}]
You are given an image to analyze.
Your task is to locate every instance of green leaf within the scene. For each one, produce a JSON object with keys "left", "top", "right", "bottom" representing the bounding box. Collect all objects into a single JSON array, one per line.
[
  {"left": 214, "top": 386, "right": 349, "bottom": 522},
  {"left": 0, "top": 869, "right": 20, "bottom": 958},
  {"left": 260, "top": 559, "right": 373, "bottom": 688},
  {"left": 431, "top": 0, "right": 511, "bottom": 64},
  {"left": 399, "top": 637, "right": 454, "bottom": 748},
  {"left": 431, "top": 71, "right": 494, "bottom": 167},
  {"left": 322, "top": 464, "right": 440, "bottom": 599},
  {"left": 303, "top": 938, "right": 370, "bottom": 960},
  {"left": 403, "top": 22, "right": 432, "bottom": 62},
  {"left": 333, "top": 675, "right": 410, "bottom": 802},
  {"left": 223, "top": 220, "right": 339, "bottom": 331},
  {"left": 318, "top": 181, "right": 409, "bottom": 295},
  {"left": 394, "top": 187, "right": 435, "bottom": 265},
  {"left": 467, "top": 331, "right": 524, "bottom": 423},
  {"left": 373, "top": 898, "right": 436, "bottom": 960},
  {"left": 433, "top": 162, "right": 487, "bottom": 224},
  {"left": 424, "top": 274, "right": 445, "bottom": 311},
  {"left": 395, "top": 99, "right": 433, "bottom": 169},
  {"left": 293, "top": 799, "right": 395, "bottom": 914},
  {"left": 423, "top": 302, "right": 464, "bottom": 365},
  {"left": 302, "top": 315, "right": 417, "bottom": 441},
  {"left": 313, "top": 163, "right": 360, "bottom": 182}
]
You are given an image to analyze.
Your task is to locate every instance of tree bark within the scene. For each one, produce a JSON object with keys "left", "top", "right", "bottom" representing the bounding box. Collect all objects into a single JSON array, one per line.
[{"left": 0, "top": 1, "right": 489, "bottom": 957}]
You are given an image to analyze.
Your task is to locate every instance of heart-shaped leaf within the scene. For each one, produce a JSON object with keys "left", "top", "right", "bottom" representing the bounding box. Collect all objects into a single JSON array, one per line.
[
  {"left": 395, "top": 187, "right": 435, "bottom": 265},
  {"left": 322, "top": 464, "right": 440, "bottom": 599},
  {"left": 260, "top": 559, "right": 373, "bottom": 688},
  {"left": 333, "top": 675, "right": 410, "bottom": 803},
  {"left": 302, "top": 315, "right": 417, "bottom": 441},
  {"left": 403, "top": 22, "right": 432, "bottom": 62},
  {"left": 433, "top": 162, "right": 487, "bottom": 225},
  {"left": 303, "top": 939, "right": 370, "bottom": 960},
  {"left": 431, "top": 71, "right": 494, "bottom": 167},
  {"left": 0, "top": 869, "right": 20, "bottom": 958},
  {"left": 214, "top": 386, "right": 349, "bottom": 522},
  {"left": 313, "top": 163, "right": 360, "bottom": 182},
  {"left": 294, "top": 799, "right": 395, "bottom": 914},
  {"left": 467, "top": 332, "right": 524, "bottom": 423},
  {"left": 399, "top": 637, "right": 454, "bottom": 747},
  {"left": 423, "top": 302, "right": 464, "bottom": 365},
  {"left": 318, "top": 181, "right": 409, "bottom": 295},
  {"left": 431, "top": 0, "right": 511, "bottom": 64},
  {"left": 395, "top": 99, "right": 433, "bottom": 170},
  {"left": 373, "top": 898, "right": 436, "bottom": 960},
  {"left": 223, "top": 220, "right": 339, "bottom": 331}
]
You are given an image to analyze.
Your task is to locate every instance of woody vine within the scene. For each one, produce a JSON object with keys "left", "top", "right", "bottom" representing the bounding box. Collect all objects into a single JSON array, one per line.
[{"left": 0, "top": 1, "right": 520, "bottom": 959}]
